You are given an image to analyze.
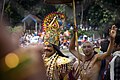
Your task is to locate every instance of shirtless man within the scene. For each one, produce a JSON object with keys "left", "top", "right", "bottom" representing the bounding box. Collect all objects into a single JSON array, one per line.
[{"left": 69, "top": 25, "right": 117, "bottom": 80}]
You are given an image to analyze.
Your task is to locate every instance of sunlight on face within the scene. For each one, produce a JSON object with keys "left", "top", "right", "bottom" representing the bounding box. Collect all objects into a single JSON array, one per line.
[{"left": 81, "top": 41, "right": 94, "bottom": 56}]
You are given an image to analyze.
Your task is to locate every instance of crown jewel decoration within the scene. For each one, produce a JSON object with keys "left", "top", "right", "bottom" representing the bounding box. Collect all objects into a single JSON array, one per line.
[{"left": 42, "top": 12, "right": 65, "bottom": 46}]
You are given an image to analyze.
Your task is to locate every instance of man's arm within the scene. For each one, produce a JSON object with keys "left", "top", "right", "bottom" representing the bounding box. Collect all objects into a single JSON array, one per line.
[
  {"left": 97, "top": 25, "right": 117, "bottom": 60},
  {"left": 69, "top": 30, "right": 84, "bottom": 61}
]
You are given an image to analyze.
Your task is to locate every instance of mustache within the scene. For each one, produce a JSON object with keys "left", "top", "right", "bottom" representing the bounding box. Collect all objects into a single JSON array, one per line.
[{"left": 45, "top": 49, "right": 52, "bottom": 52}]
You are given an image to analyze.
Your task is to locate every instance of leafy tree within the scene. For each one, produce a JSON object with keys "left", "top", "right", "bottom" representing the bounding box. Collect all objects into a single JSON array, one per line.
[
  {"left": 3, "top": 0, "right": 120, "bottom": 32},
  {"left": 4, "top": 0, "right": 57, "bottom": 26}
]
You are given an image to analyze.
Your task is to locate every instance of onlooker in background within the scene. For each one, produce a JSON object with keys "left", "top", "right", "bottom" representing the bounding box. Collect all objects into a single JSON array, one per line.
[
  {"left": 109, "top": 20, "right": 120, "bottom": 80},
  {"left": 100, "top": 38, "right": 111, "bottom": 80}
]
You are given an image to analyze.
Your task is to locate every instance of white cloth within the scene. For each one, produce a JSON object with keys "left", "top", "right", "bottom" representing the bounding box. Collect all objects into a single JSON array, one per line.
[{"left": 110, "top": 51, "right": 120, "bottom": 80}]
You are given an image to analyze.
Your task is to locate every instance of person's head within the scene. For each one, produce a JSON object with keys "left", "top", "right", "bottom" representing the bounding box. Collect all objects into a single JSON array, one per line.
[
  {"left": 100, "top": 39, "right": 110, "bottom": 52},
  {"left": 43, "top": 41, "right": 68, "bottom": 58},
  {"left": 113, "top": 19, "right": 120, "bottom": 51},
  {"left": 44, "top": 42, "right": 55, "bottom": 57},
  {"left": 81, "top": 41, "right": 94, "bottom": 56}
]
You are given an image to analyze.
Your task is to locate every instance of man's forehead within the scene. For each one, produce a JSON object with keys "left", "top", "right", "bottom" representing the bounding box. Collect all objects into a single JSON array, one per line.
[{"left": 82, "top": 41, "right": 93, "bottom": 46}]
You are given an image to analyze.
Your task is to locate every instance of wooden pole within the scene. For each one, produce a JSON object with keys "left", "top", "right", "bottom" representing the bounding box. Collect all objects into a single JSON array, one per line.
[
  {"left": 1, "top": 0, "right": 5, "bottom": 23},
  {"left": 73, "top": 0, "right": 81, "bottom": 78},
  {"left": 73, "top": 0, "right": 79, "bottom": 58}
]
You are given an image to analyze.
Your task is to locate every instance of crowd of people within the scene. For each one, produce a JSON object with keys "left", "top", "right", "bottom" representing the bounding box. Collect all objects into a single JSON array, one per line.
[
  {"left": 0, "top": 18, "right": 120, "bottom": 80},
  {"left": 19, "top": 30, "right": 71, "bottom": 49}
]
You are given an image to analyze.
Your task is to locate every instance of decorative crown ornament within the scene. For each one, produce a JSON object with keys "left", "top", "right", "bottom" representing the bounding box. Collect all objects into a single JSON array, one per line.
[{"left": 42, "top": 12, "right": 65, "bottom": 46}]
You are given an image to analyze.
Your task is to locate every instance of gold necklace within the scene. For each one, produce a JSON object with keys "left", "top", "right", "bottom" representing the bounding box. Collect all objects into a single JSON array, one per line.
[
  {"left": 82, "top": 53, "right": 95, "bottom": 70},
  {"left": 44, "top": 53, "right": 59, "bottom": 80}
]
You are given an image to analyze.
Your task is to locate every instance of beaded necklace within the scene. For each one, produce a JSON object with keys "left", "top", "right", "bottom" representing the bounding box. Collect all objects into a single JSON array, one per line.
[
  {"left": 79, "top": 53, "right": 95, "bottom": 80},
  {"left": 44, "top": 52, "right": 59, "bottom": 80},
  {"left": 82, "top": 53, "right": 95, "bottom": 70}
]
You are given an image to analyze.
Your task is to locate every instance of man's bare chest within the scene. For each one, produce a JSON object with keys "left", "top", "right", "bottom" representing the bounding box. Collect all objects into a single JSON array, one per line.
[{"left": 79, "top": 60, "right": 101, "bottom": 80}]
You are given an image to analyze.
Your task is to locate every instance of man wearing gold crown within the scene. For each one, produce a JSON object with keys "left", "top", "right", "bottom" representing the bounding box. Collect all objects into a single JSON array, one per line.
[
  {"left": 42, "top": 30, "right": 75, "bottom": 80},
  {"left": 42, "top": 12, "right": 74, "bottom": 80}
]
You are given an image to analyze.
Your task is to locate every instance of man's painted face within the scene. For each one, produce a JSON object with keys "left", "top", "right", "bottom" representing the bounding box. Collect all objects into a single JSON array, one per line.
[
  {"left": 81, "top": 42, "right": 93, "bottom": 56},
  {"left": 44, "top": 42, "right": 55, "bottom": 57}
]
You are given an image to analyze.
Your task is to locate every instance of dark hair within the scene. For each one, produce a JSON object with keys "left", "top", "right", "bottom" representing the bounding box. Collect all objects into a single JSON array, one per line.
[
  {"left": 105, "top": 19, "right": 120, "bottom": 37},
  {"left": 114, "top": 19, "right": 120, "bottom": 29},
  {"left": 100, "top": 39, "right": 110, "bottom": 52},
  {"left": 115, "top": 34, "right": 120, "bottom": 45},
  {"left": 114, "top": 19, "right": 120, "bottom": 45},
  {"left": 52, "top": 44, "right": 69, "bottom": 58}
]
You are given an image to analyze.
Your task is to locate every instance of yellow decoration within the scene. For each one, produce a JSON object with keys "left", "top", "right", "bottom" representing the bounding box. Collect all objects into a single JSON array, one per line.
[
  {"left": 44, "top": 41, "right": 49, "bottom": 45},
  {"left": 42, "top": 12, "right": 65, "bottom": 46},
  {"left": 5, "top": 53, "right": 19, "bottom": 68},
  {"left": 57, "top": 57, "right": 72, "bottom": 65}
]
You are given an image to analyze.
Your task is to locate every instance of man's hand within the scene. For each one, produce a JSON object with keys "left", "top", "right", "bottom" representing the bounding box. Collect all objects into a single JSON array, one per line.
[{"left": 109, "top": 25, "right": 117, "bottom": 39}]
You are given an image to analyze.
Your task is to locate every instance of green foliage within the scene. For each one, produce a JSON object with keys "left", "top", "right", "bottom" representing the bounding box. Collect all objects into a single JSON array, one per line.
[
  {"left": 5, "top": 1, "right": 24, "bottom": 25},
  {"left": 68, "top": 28, "right": 88, "bottom": 38},
  {"left": 4, "top": 0, "right": 57, "bottom": 26},
  {"left": 87, "top": 4, "right": 116, "bottom": 27},
  {"left": 55, "top": 4, "right": 74, "bottom": 24},
  {"left": 82, "top": 0, "right": 119, "bottom": 37},
  {"left": 15, "top": 0, "right": 41, "bottom": 10},
  {"left": 3, "top": 0, "right": 120, "bottom": 33},
  {"left": 9, "top": 26, "right": 23, "bottom": 33}
]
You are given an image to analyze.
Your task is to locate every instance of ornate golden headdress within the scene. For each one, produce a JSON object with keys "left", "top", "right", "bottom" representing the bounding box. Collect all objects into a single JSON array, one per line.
[{"left": 42, "top": 12, "right": 65, "bottom": 46}]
